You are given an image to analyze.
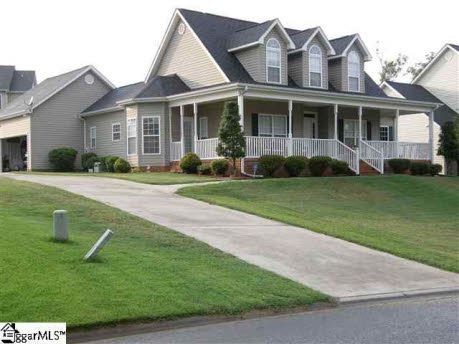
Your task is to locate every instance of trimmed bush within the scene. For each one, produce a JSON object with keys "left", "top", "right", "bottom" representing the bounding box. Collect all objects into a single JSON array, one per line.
[
  {"left": 48, "top": 147, "right": 78, "bottom": 172},
  {"left": 85, "top": 156, "right": 100, "bottom": 170},
  {"left": 309, "top": 156, "right": 332, "bottom": 177},
  {"left": 330, "top": 159, "right": 349, "bottom": 175},
  {"left": 388, "top": 158, "right": 411, "bottom": 174},
  {"left": 105, "top": 156, "right": 119, "bottom": 173},
  {"left": 180, "top": 153, "right": 202, "bottom": 174},
  {"left": 211, "top": 159, "right": 229, "bottom": 176},
  {"left": 284, "top": 156, "right": 307, "bottom": 177},
  {"left": 81, "top": 152, "right": 97, "bottom": 171},
  {"left": 114, "top": 158, "right": 131, "bottom": 173},
  {"left": 258, "top": 155, "right": 286, "bottom": 177},
  {"left": 410, "top": 162, "right": 430, "bottom": 175},
  {"left": 198, "top": 163, "right": 212, "bottom": 175},
  {"left": 429, "top": 163, "right": 442, "bottom": 176}
]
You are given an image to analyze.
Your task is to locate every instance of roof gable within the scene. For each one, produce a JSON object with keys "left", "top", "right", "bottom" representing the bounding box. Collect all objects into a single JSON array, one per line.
[
  {"left": 0, "top": 66, "right": 15, "bottom": 91},
  {"left": 0, "top": 66, "right": 36, "bottom": 92},
  {"left": 329, "top": 34, "right": 372, "bottom": 61},
  {"left": 412, "top": 43, "right": 459, "bottom": 83},
  {"left": 289, "top": 27, "right": 335, "bottom": 55}
]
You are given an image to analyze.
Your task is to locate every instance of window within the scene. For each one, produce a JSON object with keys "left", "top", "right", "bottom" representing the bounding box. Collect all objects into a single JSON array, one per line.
[
  {"left": 343, "top": 119, "right": 366, "bottom": 147},
  {"left": 112, "top": 123, "right": 121, "bottom": 142},
  {"left": 89, "top": 127, "right": 96, "bottom": 149},
  {"left": 258, "top": 114, "right": 287, "bottom": 137},
  {"left": 142, "top": 116, "right": 160, "bottom": 154},
  {"left": 309, "top": 45, "right": 322, "bottom": 88},
  {"left": 379, "top": 126, "right": 394, "bottom": 141},
  {"left": 266, "top": 38, "right": 281, "bottom": 83},
  {"left": 127, "top": 118, "right": 137, "bottom": 155},
  {"left": 199, "top": 117, "right": 208, "bottom": 139},
  {"left": 348, "top": 51, "right": 360, "bottom": 92}
]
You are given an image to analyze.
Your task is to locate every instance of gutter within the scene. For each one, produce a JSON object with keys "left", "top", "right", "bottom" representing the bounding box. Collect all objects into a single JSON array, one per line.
[{"left": 80, "top": 106, "right": 124, "bottom": 118}]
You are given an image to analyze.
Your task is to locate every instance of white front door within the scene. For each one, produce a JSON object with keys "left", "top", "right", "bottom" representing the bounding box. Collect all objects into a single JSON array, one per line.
[
  {"left": 303, "top": 117, "right": 316, "bottom": 138},
  {"left": 183, "top": 117, "right": 194, "bottom": 153}
]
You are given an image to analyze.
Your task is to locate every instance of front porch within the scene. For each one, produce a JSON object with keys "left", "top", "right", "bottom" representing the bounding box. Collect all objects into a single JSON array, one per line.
[{"left": 169, "top": 96, "right": 433, "bottom": 175}]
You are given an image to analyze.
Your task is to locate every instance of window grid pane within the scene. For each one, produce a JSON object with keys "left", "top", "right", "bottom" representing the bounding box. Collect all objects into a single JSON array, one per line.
[
  {"left": 112, "top": 124, "right": 121, "bottom": 141},
  {"left": 142, "top": 117, "right": 160, "bottom": 154},
  {"left": 199, "top": 117, "right": 208, "bottom": 139}
]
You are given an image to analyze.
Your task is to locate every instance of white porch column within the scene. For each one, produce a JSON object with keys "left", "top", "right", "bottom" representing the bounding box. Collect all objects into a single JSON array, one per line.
[
  {"left": 429, "top": 110, "right": 435, "bottom": 163},
  {"left": 193, "top": 103, "right": 198, "bottom": 153},
  {"left": 358, "top": 106, "right": 363, "bottom": 144},
  {"left": 180, "top": 105, "right": 185, "bottom": 157},
  {"left": 333, "top": 104, "right": 338, "bottom": 140},
  {"left": 237, "top": 93, "right": 244, "bottom": 133},
  {"left": 288, "top": 100, "right": 293, "bottom": 156},
  {"left": 395, "top": 109, "right": 400, "bottom": 158}
]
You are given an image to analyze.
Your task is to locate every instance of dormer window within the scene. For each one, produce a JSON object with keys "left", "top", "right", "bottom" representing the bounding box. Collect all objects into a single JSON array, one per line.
[
  {"left": 309, "top": 45, "right": 322, "bottom": 88},
  {"left": 266, "top": 38, "right": 281, "bottom": 83},
  {"left": 348, "top": 51, "right": 360, "bottom": 92}
]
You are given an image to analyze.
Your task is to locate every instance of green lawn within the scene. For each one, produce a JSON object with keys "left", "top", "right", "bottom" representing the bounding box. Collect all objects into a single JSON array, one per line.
[
  {"left": 15, "top": 171, "right": 219, "bottom": 185},
  {"left": 179, "top": 176, "right": 459, "bottom": 273},
  {"left": 0, "top": 178, "right": 327, "bottom": 328}
]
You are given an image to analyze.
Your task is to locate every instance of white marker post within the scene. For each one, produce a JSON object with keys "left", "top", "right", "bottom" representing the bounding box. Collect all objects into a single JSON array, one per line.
[
  {"left": 84, "top": 229, "right": 114, "bottom": 261},
  {"left": 53, "top": 210, "right": 68, "bottom": 241}
]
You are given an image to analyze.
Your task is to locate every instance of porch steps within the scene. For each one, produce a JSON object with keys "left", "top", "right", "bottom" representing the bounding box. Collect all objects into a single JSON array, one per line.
[{"left": 359, "top": 160, "right": 380, "bottom": 176}]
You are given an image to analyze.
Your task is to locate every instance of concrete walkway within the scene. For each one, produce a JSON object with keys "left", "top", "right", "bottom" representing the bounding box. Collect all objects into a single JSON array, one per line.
[{"left": 6, "top": 174, "right": 458, "bottom": 302}]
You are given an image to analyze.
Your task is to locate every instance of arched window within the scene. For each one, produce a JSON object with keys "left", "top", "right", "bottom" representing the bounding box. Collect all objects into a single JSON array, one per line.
[
  {"left": 266, "top": 38, "right": 281, "bottom": 83},
  {"left": 309, "top": 45, "right": 322, "bottom": 87},
  {"left": 348, "top": 51, "right": 360, "bottom": 92}
]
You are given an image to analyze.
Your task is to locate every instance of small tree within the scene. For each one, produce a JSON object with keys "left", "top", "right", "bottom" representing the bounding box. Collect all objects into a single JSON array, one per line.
[
  {"left": 406, "top": 51, "right": 435, "bottom": 80},
  {"left": 378, "top": 54, "right": 408, "bottom": 83},
  {"left": 216, "top": 101, "right": 245, "bottom": 175},
  {"left": 438, "top": 121, "right": 459, "bottom": 175}
]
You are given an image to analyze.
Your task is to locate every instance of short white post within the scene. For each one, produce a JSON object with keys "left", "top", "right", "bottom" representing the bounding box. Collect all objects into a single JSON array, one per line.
[
  {"left": 333, "top": 104, "right": 338, "bottom": 140},
  {"left": 180, "top": 105, "right": 185, "bottom": 157},
  {"left": 288, "top": 100, "right": 293, "bottom": 156},
  {"left": 53, "top": 210, "right": 68, "bottom": 241},
  {"left": 358, "top": 106, "right": 363, "bottom": 147},
  {"left": 237, "top": 93, "right": 244, "bottom": 133},
  {"left": 193, "top": 103, "right": 198, "bottom": 153},
  {"left": 84, "top": 229, "right": 114, "bottom": 261},
  {"left": 395, "top": 109, "right": 399, "bottom": 158},
  {"left": 428, "top": 110, "right": 435, "bottom": 163}
]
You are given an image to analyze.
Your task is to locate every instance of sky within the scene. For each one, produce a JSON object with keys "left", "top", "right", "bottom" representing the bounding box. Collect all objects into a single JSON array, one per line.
[{"left": 3, "top": 0, "right": 458, "bottom": 86}]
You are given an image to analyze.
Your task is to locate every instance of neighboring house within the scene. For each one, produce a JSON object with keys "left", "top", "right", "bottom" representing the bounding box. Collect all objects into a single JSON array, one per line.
[
  {"left": 381, "top": 44, "right": 459, "bottom": 171},
  {"left": 0, "top": 9, "right": 444, "bottom": 174},
  {"left": 0, "top": 65, "right": 114, "bottom": 170},
  {"left": 0, "top": 66, "right": 36, "bottom": 109}
]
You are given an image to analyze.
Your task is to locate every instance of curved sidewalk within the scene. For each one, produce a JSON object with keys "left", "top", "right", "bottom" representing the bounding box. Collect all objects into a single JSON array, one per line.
[{"left": 6, "top": 174, "right": 458, "bottom": 302}]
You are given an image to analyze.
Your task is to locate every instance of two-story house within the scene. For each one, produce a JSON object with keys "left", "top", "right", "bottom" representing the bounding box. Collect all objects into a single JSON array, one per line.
[
  {"left": 0, "top": 9, "right": 442, "bottom": 174},
  {"left": 381, "top": 44, "right": 459, "bottom": 173}
]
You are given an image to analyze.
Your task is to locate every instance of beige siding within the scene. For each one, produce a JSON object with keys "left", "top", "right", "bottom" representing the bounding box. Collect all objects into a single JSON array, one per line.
[
  {"left": 30, "top": 73, "right": 111, "bottom": 170},
  {"left": 85, "top": 110, "right": 126, "bottom": 159},
  {"left": 235, "top": 45, "right": 263, "bottom": 82},
  {"left": 303, "top": 37, "right": 329, "bottom": 89},
  {"left": 156, "top": 20, "right": 226, "bottom": 89},
  {"left": 328, "top": 59, "right": 343, "bottom": 91},
  {"left": 417, "top": 50, "right": 459, "bottom": 112},
  {"left": 288, "top": 52, "right": 303, "bottom": 87},
  {"left": 0, "top": 116, "right": 30, "bottom": 138}
]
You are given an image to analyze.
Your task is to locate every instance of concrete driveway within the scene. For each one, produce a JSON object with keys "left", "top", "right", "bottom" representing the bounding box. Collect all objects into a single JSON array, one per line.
[{"left": 6, "top": 174, "right": 458, "bottom": 302}]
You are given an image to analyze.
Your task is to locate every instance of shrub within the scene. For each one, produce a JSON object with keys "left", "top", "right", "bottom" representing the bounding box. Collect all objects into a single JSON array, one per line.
[
  {"left": 410, "top": 162, "right": 430, "bottom": 175},
  {"left": 388, "top": 159, "right": 411, "bottom": 174},
  {"left": 85, "top": 156, "right": 100, "bottom": 170},
  {"left": 198, "top": 163, "right": 212, "bottom": 175},
  {"left": 284, "top": 156, "right": 307, "bottom": 177},
  {"left": 330, "top": 159, "right": 349, "bottom": 175},
  {"left": 81, "top": 152, "right": 97, "bottom": 171},
  {"left": 258, "top": 155, "right": 286, "bottom": 177},
  {"left": 180, "top": 153, "right": 202, "bottom": 174},
  {"left": 114, "top": 158, "right": 131, "bottom": 173},
  {"left": 309, "top": 156, "right": 332, "bottom": 176},
  {"left": 105, "top": 156, "right": 119, "bottom": 173},
  {"left": 211, "top": 159, "right": 229, "bottom": 175},
  {"left": 429, "top": 163, "right": 442, "bottom": 176},
  {"left": 48, "top": 147, "right": 78, "bottom": 172}
]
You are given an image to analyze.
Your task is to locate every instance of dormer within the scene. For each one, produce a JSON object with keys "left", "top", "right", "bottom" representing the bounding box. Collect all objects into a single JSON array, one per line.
[
  {"left": 287, "top": 27, "right": 335, "bottom": 89},
  {"left": 328, "top": 34, "right": 372, "bottom": 93},
  {"left": 228, "top": 19, "right": 295, "bottom": 85}
]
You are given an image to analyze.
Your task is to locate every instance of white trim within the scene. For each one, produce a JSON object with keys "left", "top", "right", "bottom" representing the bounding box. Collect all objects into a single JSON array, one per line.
[
  {"left": 347, "top": 51, "right": 360, "bottom": 92},
  {"left": 227, "top": 41, "right": 261, "bottom": 52},
  {"left": 126, "top": 117, "right": 137, "bottom": 156},
  {"left": 266, "top": 38, "right": 282, "bottom": 84},
  {"left": 288, "top": 27, "right": 336, "bottom": 55},
  {"left": 328, "top": 34, "right": 372, "bottom": 61},
  {"left": 412, "top": 44, "right": 459, "bottom": 83},
  {"left": 89, "top": 126, "right": 96, "bottom": 150},
  {"left": 308, "top": 45, "right": 323, "bottom": 88},
  {"left": 145, "top": 9, "right": 230, "bottom": 83},
  {"left": 112, "top": 122, "right": 121, "bottom": 142},
  {"left": 379, "top": 125, "right": 390, "bottom": 141},
  {"left": 141, "top": 115, "right": 161, "bottom": 155}
]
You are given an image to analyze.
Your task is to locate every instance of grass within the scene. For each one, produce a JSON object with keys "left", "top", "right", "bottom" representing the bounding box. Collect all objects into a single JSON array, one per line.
[
  {"left": 0, "top": 178, "right": 327, "bottom": 328},
  {"left": 178, "top": 176, "right": 459, "bottom": 273},
  {"left": 15, "top": 171, "right": 219, "bottom": 185}
]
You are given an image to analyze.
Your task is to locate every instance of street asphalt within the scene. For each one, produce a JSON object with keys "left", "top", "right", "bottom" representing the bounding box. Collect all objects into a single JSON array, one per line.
[{"left": 86, "top": 295, "right": 459, "bottom": 344}]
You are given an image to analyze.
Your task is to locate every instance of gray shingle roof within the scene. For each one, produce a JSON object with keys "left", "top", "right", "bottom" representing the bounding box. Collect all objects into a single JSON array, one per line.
[
  {"left": 0, "top": 66, "right": 36, "bottom": 92},
  {"left": 0, "top": 65, "right": 89, "bottom": 119},
  {"left": 227, "top": 20, "right": 276, "bottom": 50},
  {"left": 329, "top": 35, "right": 356, "bottom": 56},
  {"left": 289, "top": 28, "right": 317, "bottom": 48}
]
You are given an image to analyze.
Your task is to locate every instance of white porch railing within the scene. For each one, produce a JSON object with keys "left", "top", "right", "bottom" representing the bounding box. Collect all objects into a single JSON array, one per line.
[
  {"left": 196, "top": 138, "right": 219, "bottom": 160},
  {"left": 292, "top": 138, "right": 336, "bottom": 158},
  {"left": 171, "top": 141, "right": 182, "bottom": 161},
  {"left": 359, "top": 139, "right": 384, "bottom": 173},
  {"left": 336, "top": 140, "right": 359, "bottom": 174},
  {"left": 366, "top": 141, "right": 398, "bottom": 159},
  {"left": 245, "top": 136, "right": 289, "bottom": 158},
  {"left": 398, "top": 142, "right": 430, "bottom": 160}
]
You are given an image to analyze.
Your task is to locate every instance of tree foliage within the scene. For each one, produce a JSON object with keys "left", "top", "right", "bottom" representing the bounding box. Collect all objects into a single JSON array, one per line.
[
  {"left": 378, "top": 53, "right": 408, "bottom": 83},
  {"left": 406, "top": 52, "right": 435, "bottom": 80},
  {"left": 216, "top": 101, "right": 245, "bottom": 175},
  {"left": 438, "top": 121, "right": 459, "bottom": 161}
]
